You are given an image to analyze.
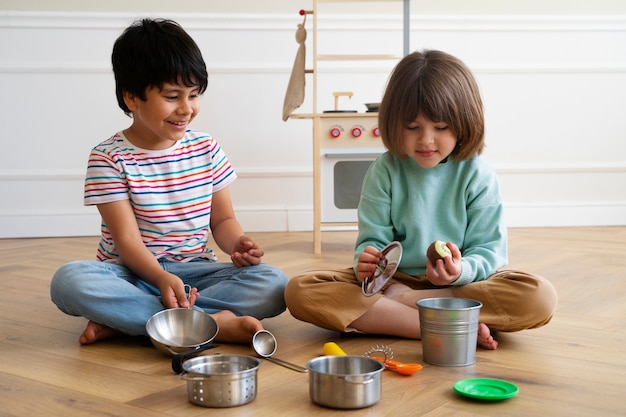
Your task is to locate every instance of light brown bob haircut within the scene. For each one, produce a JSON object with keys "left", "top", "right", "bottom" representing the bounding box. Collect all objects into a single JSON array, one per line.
[{"left": 378, "top": 50, "right": 485, "bottom": 161}]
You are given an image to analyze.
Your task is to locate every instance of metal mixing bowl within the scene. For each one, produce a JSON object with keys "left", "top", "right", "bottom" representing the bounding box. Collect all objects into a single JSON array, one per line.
[{"left": 146, "top": 308, "right": 219, "bottom": 356}]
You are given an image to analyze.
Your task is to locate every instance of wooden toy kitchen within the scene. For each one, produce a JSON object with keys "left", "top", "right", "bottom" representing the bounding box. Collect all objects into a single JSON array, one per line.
[{"left": 285, "top": 0, "right": 410, "bottom": 253}]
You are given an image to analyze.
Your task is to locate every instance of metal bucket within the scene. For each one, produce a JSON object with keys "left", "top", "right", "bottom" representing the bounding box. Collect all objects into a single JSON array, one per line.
[
  {"left": 181, "top": 354, "right": 261, "bottom": 407},
  {"left": 306, "top": 356, "right": 384, "bottom": 409},
  {"left": 416, "top": 297, "right": 482, "bottom": 366}
]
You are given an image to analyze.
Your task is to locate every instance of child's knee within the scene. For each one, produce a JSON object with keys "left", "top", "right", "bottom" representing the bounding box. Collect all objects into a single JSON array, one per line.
[
  {"left": 51, "top": 261, "right": 80, "bottom": 292},
  {"left": 517, "top": 274, "right": 558, "bottom": 328},
  {"left": 50, "top": 261, "right": 94, "bottom": 306},
  {"left": 531, "top": 276, "right": 558, "bottom": 325}
]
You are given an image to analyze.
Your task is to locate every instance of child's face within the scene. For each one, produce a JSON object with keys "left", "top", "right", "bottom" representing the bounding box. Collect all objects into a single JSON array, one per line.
[
  {"left": 402, "top": 113, "right": 457, "bottom": 168},
  {"left": 123, "top": 82, "right": 201, "bottom": 149}
]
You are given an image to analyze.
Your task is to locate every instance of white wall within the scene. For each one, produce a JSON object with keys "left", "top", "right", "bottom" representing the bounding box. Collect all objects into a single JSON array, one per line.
[
  {"left": 1, "top": 3, "right": 626, "bottom": 238},
  {"left": 4, "top": 0, "right": 626, "bottom": 15}
]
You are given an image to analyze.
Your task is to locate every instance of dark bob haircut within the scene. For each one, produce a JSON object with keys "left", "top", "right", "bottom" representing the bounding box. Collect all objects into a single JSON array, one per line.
[
  {"left": 112, "top": 18, "right": 209, "bottom": 115},
  {"left": 378, "top": 50, "right": 485, "bottom": 161}
]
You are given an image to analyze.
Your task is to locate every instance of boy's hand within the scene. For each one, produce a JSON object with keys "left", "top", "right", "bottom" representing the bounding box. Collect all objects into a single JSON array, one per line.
[
  {"left": 230, "top": 235, "right": 264, "bottom": 267},
  {"left": 158, "top": 274, "right": 199, "bottom": 309},
  {"left": 425, "top": 242, "right": 462, "bottom": 285},
  {"left": 355, "top": 245, "right": 383, "bottom": 283}
]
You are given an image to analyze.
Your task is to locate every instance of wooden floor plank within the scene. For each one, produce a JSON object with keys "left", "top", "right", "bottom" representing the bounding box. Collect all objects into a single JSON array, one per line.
[
  {"left": 0, "top": 373, "right": 179, "bottom": 417},
  {"left": 0, "top": 341, "right": 181, "bottom": 403}
]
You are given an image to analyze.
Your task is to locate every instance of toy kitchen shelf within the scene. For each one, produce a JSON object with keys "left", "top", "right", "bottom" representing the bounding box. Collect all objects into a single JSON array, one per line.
[{"left": 289, "top": 0, "right": 409, "bottom": 254}]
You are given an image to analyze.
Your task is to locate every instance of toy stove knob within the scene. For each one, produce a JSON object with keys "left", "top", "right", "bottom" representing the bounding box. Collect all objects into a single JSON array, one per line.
[
  {"left": 351, "top": 126, "right": 363, "bottom": 138},
  {"left": 329, "top": 127, "right": 342, "bottom": 138}
]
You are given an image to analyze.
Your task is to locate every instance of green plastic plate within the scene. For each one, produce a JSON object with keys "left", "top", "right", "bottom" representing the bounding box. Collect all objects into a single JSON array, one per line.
[{"left": 453, "top": 378, "right": 519, "bottom": 400}]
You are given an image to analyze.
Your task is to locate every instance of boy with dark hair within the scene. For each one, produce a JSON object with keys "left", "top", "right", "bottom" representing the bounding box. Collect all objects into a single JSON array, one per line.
[{"left": 51, "top": 18, "right": 287, "bottom": 345}]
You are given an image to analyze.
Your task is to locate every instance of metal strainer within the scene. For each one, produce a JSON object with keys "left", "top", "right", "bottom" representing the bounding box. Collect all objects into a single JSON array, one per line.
[{"left": 180, "top": 354, "right": 261, "bottom": 407}]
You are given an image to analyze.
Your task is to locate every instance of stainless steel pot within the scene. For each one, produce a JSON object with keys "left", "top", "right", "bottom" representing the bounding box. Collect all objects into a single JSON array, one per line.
[
  {"left": 181, "top": 354, "right": 261, "bottom": 408},
  {"left": 306, "top": 355, "right": 384, "bottom": 409}
]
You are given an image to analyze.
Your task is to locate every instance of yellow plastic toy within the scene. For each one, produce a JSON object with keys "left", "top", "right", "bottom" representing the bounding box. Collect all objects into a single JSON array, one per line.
[{"left": 322, "top": 342, "right": 347, "bottom": 356}]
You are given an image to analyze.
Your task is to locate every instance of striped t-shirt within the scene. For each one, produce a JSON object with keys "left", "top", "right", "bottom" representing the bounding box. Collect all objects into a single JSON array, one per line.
[{"left": 84, "top": 130, "right": 236, "bottom": 262}]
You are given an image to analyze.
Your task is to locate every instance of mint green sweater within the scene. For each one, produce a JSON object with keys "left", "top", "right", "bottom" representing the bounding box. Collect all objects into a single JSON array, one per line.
[{"left": 354, "top": 152, "right": 507, "bottom": 286}]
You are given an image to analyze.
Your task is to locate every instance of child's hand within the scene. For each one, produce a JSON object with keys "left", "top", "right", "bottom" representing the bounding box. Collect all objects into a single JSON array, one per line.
[
  {"left": 158, "top": 274, "right": 199, "bottom": 309},
  {"left": 425, "top": 242, "right": 462, "bottom": 285},
  {"left": 355, "top": 246, "right": 383, "bottom": 283},
  {"left": 230, "top": 235, "right": 264, "bottom": 267}
]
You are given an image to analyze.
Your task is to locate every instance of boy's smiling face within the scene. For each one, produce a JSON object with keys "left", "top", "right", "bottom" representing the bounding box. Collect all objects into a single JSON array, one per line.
[{"left": 123, "top": 82, "right": 201, "bottom": 150}]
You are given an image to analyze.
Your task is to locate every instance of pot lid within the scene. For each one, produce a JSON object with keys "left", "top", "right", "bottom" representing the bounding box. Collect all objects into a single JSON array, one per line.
[{"left": 361, "top": 241, "right": 402, "bottom": 296}]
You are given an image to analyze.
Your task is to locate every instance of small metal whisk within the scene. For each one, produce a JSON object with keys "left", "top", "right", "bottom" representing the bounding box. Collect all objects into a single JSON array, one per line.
[
  {"left": 364, "top": 344, "right": 423, "bottom": 376},
  {"left": 364, "top": 344, "right": 394, "bottom": 362}
]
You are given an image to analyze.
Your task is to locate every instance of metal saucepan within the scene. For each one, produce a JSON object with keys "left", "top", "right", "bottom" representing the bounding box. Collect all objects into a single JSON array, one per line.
[
  {"left": 307, "top": 355, "right": 385, "bottom": 409},
  {"left": 252, "top": 330, "right": 308, "bottom": 373},
  {"left": 145, "top": 308, "right": 219, "bottom": 373}
]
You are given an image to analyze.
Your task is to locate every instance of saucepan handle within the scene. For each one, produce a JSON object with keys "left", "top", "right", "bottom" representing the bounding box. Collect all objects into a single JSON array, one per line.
[
  {"left": 342, "top": 375, "right": 376, "bottom": 384},
  {"left": 171, "top": 343, "right": 220, "bottom": 374}
]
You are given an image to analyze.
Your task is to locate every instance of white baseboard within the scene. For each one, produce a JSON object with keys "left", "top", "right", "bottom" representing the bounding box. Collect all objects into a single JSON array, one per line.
[
  {"left": 0, "top": 212, "right": 101, "bottom": 238},
  {"left": 504, "top": 202, "right": 626, "bottom": 228},
  {"left": 3, "top": 203, "right": 623, "bottom": 239}
]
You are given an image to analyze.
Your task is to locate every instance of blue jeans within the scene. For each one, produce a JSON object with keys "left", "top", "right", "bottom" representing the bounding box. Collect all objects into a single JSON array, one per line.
[{"left": 50, "top": 258, "right": 288, "bottom": 336}]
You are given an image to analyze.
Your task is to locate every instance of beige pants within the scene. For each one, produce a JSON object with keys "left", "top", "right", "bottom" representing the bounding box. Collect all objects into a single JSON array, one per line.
[{"left": 285, "top": 268, "right": 558, "bottom": 333}]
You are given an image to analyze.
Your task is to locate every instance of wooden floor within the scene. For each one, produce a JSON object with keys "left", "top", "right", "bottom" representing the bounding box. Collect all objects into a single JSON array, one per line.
[{"left": 1, "top": 226, "right": 625, "bottom": 416}]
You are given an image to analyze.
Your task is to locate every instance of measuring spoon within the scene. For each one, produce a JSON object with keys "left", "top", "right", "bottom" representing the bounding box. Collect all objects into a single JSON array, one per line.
[
  {"left": 252, "top": 330, "right": 308, "bottom": 373},
  {"left": 370, "top": 356, "right": 423, "bottom": 376}
]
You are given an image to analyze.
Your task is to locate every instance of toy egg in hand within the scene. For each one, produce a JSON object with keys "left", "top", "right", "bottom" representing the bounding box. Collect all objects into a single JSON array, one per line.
[{"left": 427, "top": 240, "right": 451, "bottom": 263}]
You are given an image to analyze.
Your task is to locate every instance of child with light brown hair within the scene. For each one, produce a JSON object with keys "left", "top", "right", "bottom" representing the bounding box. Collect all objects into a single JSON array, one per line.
[{"left": 285, "top": 50, "right": 558, "bottom": 349}]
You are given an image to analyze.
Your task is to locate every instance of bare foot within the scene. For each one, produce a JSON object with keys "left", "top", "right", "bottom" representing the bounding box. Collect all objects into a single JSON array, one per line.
[
  {"left": 478, "top": 323, "right": 498, "bottom": 350},
  {"left": 79, "top": 320, "right": 123, "bottom": 345},
  {"left": 211, "top": 310, "right": 264, "bottom": 343},
  {"left": 382, "top": 282, "right": 412, "bottom": 301}
]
